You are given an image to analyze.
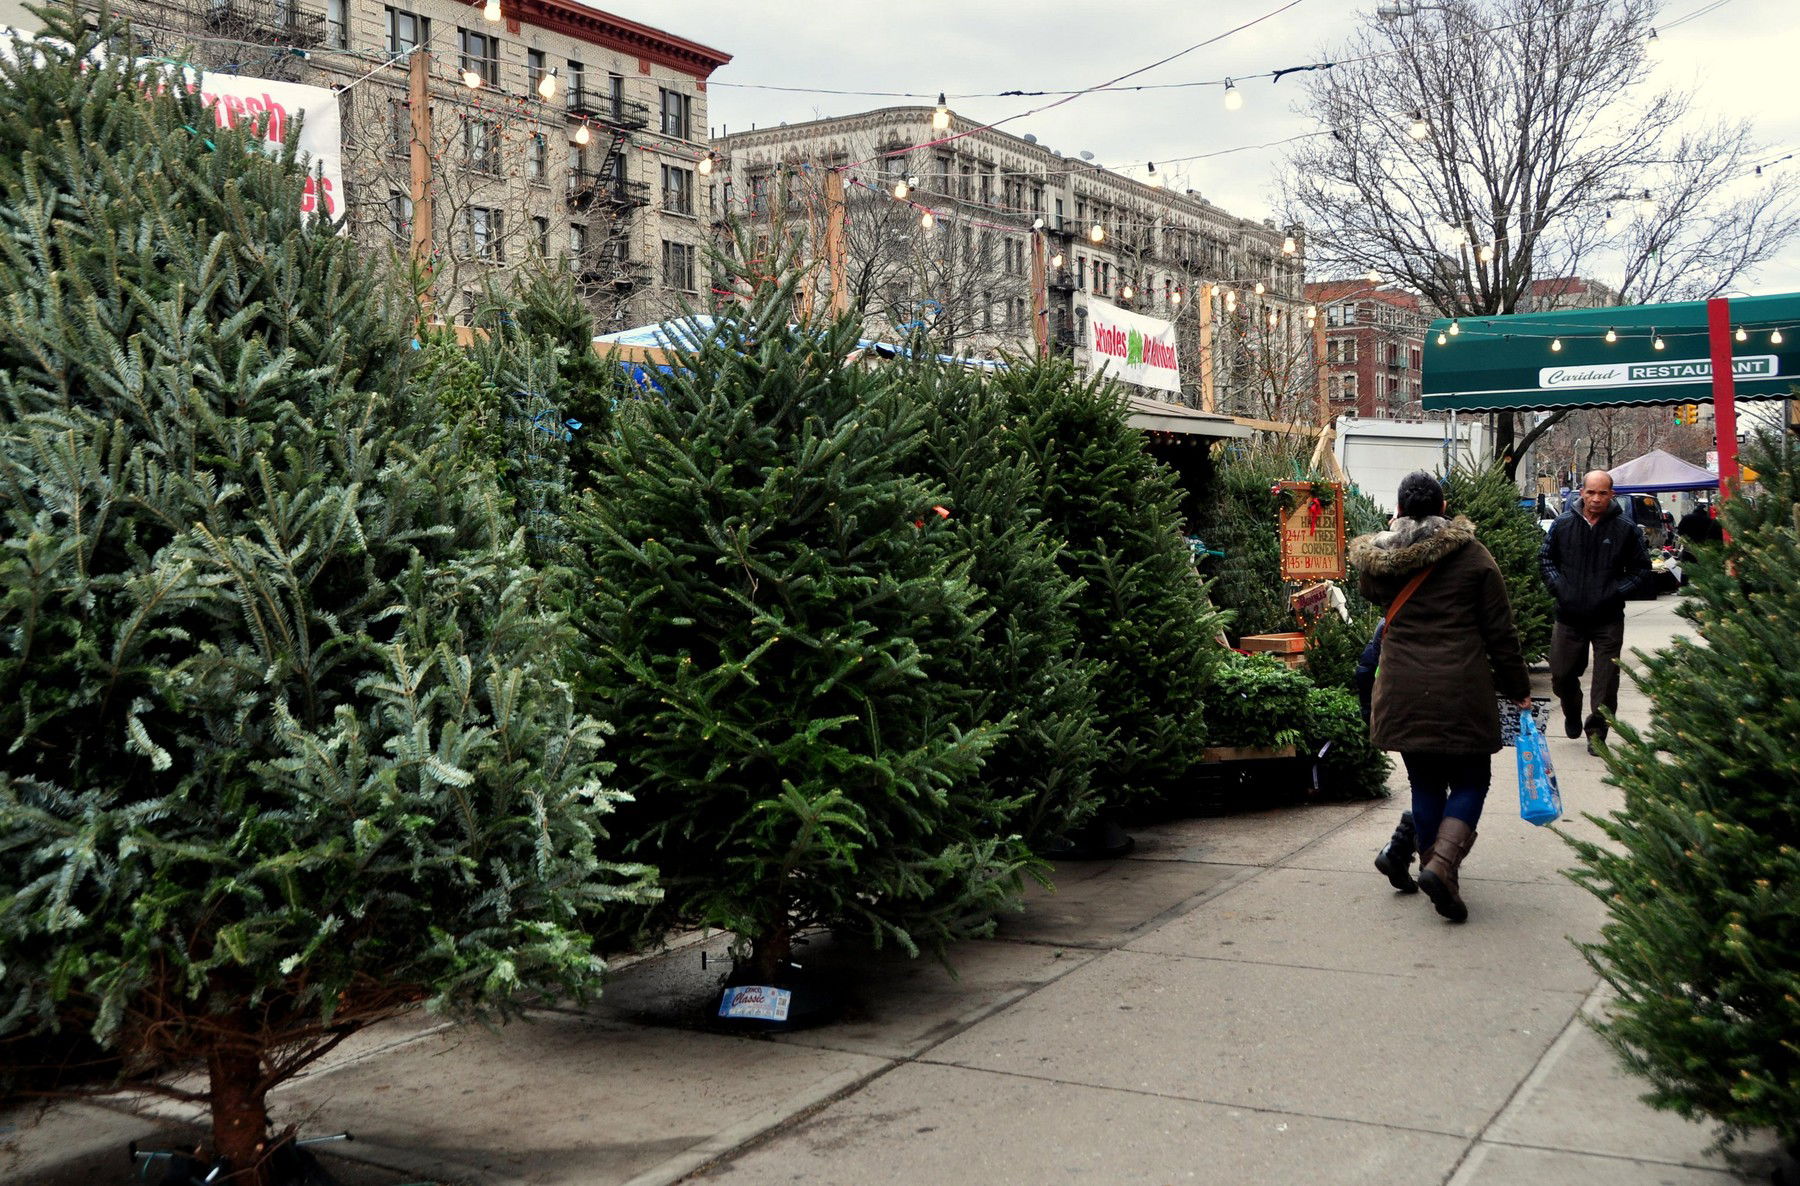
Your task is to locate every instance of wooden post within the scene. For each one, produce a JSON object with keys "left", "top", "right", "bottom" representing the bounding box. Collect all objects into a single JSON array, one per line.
[
  {"left": 1199, "top": 287, "right": 1216, "bottom": 412},
  {"left": 408, "top": 48, "right": 434, "bottom": 308},
  {"left": 1313, "top": 307, "right": 1330, "bottom": 426},
  {"left": 824, "top": 169, "right": 848, "bottom": 318},
  {"left": 1029, "top": 231, "right": 1048, "bottom": 358}
]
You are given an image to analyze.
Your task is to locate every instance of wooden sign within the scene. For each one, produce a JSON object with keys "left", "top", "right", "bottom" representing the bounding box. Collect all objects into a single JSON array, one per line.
[{"left": 1277, "top": 481, "right": 1346, "bottom": 582}]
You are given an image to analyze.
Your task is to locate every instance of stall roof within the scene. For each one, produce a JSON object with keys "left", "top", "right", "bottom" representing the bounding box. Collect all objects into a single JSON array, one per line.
[
  {"left": 1124, "top": 395, "right": 1252, "bottom": 439},
  {"left": 1422, "top": 292, "right": 1800, "bottom": 413},
  {"left": 1607, "top": 448, "right": 1719, "bottom": 493}
]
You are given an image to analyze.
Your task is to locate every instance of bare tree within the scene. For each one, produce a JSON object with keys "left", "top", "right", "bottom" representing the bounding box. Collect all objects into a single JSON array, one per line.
[{"left": 1283, "top": 0, "right": 1800, "bottom": 472}]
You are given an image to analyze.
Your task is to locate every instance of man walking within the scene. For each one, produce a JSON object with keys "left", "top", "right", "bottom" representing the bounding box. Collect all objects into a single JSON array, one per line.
[{"left": 1540, "top": 470, "right": 1651, "bottom": 755}]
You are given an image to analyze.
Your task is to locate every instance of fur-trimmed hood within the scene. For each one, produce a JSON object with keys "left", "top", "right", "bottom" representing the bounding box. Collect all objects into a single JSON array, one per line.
[{"left": 1349, "top": 514, "right": 1478, "bottom": 578}]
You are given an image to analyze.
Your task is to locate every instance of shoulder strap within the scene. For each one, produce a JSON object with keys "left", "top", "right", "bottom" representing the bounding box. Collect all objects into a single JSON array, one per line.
[{"left": 1386, "top": 564, "right": 1437, "bottom": 624}]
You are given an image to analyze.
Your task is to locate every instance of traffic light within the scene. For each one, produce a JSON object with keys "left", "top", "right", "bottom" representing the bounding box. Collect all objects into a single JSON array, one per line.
[{"left": 1671, "top": 403, "right": 1699, "bottom": 425}]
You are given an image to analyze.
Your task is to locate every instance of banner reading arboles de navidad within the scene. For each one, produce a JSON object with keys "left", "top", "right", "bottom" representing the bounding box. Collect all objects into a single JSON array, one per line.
[{"left": 1085, "top": 297, "right": 1181, "bottom": 395}]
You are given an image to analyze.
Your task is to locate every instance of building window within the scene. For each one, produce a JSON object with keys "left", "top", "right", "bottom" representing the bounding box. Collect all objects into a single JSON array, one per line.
[
  {"left": 326, "top": 0, "right": 347, "bottom": 48},
  {"left": 570, "top": 223, "right": 587, "bottom": 259},
  {"left": 526, "top": 49, "right": 546, "bottom": 94},
  {"left": 533, "top": 216, "right": 550, "bottom": 256},
  {"left": 609, "top": 73, "right": 625, "bottom": 119},
  {"left": 659, "top": 88, "right": 691, "bottom": 139},
  {"left": 526, "top": 133, "right": 546, "bottom": 183},
  {"left": 663, "top": 240, "right": 696, "bottom": 291},
  {"left": 661, "top": 164, "right": 694, "bottom": 215},
  {"left": 388, "top": 97, "right": 410, "bottom": 156},
  {"left": 464, "top": 119, "right": 497, "bottom": 173},
  {"left": 459, "top": 29, "right": 499, "bottom": 88},
  {"left": 1340, "top": 374, "right": 1356, "bottom": 401},
  {"left": 1054, "top": 197, "right": 1064, "bottom": 230},
  {"left": 468, "top": 206, "right": 503, "bottom": 261},
  {"left": 566, "top": 60, "right": 586, "bottom": 108},
  {"left": 747, "top": 172, "right": 768, "bottom": 215},
  {"left": 389, "top": 190, "right": 411, "bottom": 239},
  {"left": 386, "top": 7, "right": 426, "bottom": 54}
]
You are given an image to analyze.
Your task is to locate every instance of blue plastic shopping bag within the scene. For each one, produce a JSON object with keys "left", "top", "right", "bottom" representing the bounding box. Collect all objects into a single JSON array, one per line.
[{"left": 1515, "top": 713, "right": 1562, "bottom": 826}]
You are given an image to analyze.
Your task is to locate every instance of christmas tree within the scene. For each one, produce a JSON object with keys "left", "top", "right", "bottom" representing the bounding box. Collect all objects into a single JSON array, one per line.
[
  {"left": 987, "top": 360, "right": 1226, "bottom": 805},
  {"left": 1443, "top": 462, "right": 1554, "bottom": 662},
  {"left": 0, "top": 15, "right": 652, "bottom": 1179},
  {"left": 1565, "top": 432, "right": 1800, "bottom": 1154},
  {"left": 904, "top": 360, "right": 1106, "bottom": 848},
  {"left": 568, "top": 276, "right": 1031, "bottom": 982}
]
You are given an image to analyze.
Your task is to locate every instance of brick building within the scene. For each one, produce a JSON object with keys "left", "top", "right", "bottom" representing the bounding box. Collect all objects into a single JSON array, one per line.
[{"left": 1303, "top": 280, "right": 1428, "bottom": 419}]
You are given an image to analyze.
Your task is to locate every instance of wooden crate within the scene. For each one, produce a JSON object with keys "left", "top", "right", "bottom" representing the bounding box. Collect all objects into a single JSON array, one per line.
[
  {"left": 1239, "top": 632, "right": 1306, "bottom": 654},
  {"left": 1200, "top": 744, "right": 1298, "bottom": 764}
]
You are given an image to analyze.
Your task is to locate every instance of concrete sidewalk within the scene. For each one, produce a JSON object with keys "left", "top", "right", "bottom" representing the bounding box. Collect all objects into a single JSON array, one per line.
[{"left": 4, "top": 596, "right": 1786, "bottom": 1185}]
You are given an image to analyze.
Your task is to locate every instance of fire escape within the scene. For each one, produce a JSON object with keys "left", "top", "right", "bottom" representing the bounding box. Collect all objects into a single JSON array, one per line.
[{"left": 566, "top": 86, "right": 653, "bottom": 290}]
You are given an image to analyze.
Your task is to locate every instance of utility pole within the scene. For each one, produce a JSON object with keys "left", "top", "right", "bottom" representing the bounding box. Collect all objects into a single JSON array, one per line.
[
  {"left": 1029, "top": 230, "right": 1048, "bottom": 358},
  {"left": 1198, "top": 288, "right": 1216, "bottom": 412},
  {"left": 824, "top": 169, "right": 848, "bottom": 318},
  {"left": 408, "top": 48, "right": 434, "bottom": 314}
]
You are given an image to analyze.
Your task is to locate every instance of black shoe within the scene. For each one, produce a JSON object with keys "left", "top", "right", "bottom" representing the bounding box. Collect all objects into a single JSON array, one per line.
[
  {"left": 1374, "top": 810, "right": 1419, "bottom": 893},
  {"left": 1561, "top": 699, "right": 1582, "bottom": 739}
]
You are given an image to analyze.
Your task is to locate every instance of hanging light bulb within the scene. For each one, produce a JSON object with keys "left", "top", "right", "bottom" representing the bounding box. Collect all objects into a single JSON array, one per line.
[
  {"left": 483, "top": 0, "right": 501, "bottom": 20},
  {"left": 1448, "top": 319, "right": 1461, "bottom": 336},
  {"left": 461, "top": 68, "right": 483, "bottom": 89},
  {"left": 698, "top": 154, "right": 714, "bottom": 177},
  {"left": 1223, "top": 78, "right": 1242, "bottom": 111},
  {"left": 1478, "top": 243, "right": 1494, "bottom": 263},
  {"left": 1551, "top": 337, "right": 1562, "bottom": 352},
  {"left": 536, "top": 66, "right": 558, "bottom": 100},
  {"left": 575, "top": 122, "right": 591, "bottom": 146},
  {"left": 1653, "top": 330, "right": 1666, "bottom": 350},
  {"left": 1365, "top": 268, "right": 1380, "bottom": 284},
  {"left": 1304, "top": 304, "right": 1317, "bottom": 321},
  {"left": 1282, "top": 235, "right": 1297, "bottom": 255},
  {"left": 893, "top": 179, "right": 909, "bottom": 199},
  {"left": 921, "top": 210, "right": 935, "bottom": 229},
  {"left": 1407, "top": 110, "right": 1428, "bottom": 139},
  {"left": 1089, "top": 224, "right": 1104, "bottom": 243},
  {"left": 1171, "top": 288, "right": 1183, "bottom": 305},
  {"left": 1122, "top": 282, "right": 1135, "bottom": 300},
  {"left": 1145, "top": 162, "right": 1162, "bottom": 189},
  {"left": 1254, "top": 280, "right": 1266, "bottom": 295},
  {"left": 1602, "top": 210, "right": 1620, "bottom": 234},
  {"left": 1638, "top": 189, "right": 1657, "bottom": 215},
  {"left": 1267, "top": 310, "right": 1279, "bottom": 327},
  {"left": 1204, "top": 282, "right": 1217, "bottom": 299},
  {"left": 1604, "top": 326, "right": 1617, "bottom": 343},
  {"left": 932, "top": 93, "right": 951, "bottom": 131},
  {"left": 1774, "top": 328, "right": 1786, "bottom": 344},
  {"left": 1051, "top": 252, "right": 1064, "bottom": 268},
  {"left": 1436, "top": 331, "right": 1448, "bottom": 346},
  {"left": 1735, "top": 325, "right": 1748, "bottom": 342},
  {"left": 1225, "top": 289, "right": 1237, "bottom": 311}
]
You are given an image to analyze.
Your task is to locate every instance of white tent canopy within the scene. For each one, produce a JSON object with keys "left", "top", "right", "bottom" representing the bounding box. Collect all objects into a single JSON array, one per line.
[{"left": 1607, "top": 448, "right": 1719, "bottom": 493}]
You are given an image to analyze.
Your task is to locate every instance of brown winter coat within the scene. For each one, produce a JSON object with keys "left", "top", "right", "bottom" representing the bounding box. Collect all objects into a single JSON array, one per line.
[{"left": 1350, "top": 515, "right": 1531, "bottom": 754}]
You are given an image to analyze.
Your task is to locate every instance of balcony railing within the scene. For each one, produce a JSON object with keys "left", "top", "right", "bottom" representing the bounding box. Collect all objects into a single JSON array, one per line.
[
  {"left": 567, "top": 170, "right": 649, "bottom": 211},
  {"left": 1047, "top": 268, "right": 1077, "bottom": 291},
  {"left": 566, "top": 90, "right": 650, "bottom": 130},
  {"left": 580, "top": 255, "right": 651, "bottom": 288},
  {"left": 202, "top": 0, "right": 325, "bottom": 45}
]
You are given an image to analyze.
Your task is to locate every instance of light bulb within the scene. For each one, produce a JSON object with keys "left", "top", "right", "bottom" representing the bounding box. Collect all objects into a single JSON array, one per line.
[
  {"left": 1436, "top": 332, "right": 1448, "bottom": 346},
  {"left": 1254, "top": 281, "right": 1265, "bottom": 295},
  {"left": 698, "top": 155, "right": 713, "bottom": 176},
  {"left": 1171, "top": 289, "right": 1183, "bottom": 305},
  {"left": 536, "top": 67, "right": 558, "bottom": 100},
  {"left": 1225, "top": 291, "right": 1237, "bottom": 310},
  {"left": 1408, "top": 110, "right": 1428, "bottom": 139},
  {"left": 932, "top": 93, "right": 950, "bottom": 131},
  {"left": 1735, "top": 325, "right": 1747, "bottom": 342},
  {"left": 1654, "top": 333, "right": 1666, "bottom": 350},
  {"left": 1223, "top": 78, "right": 1242, "bottom": 111},
  {"left": 1123, "top": 283, "right": 1135, "bottom": 300},
  {"left": 1774, "top": 328, "right": 1786, "bottom": 344},
  {"left": 1145, "top": 162, "right": 1162, "bottom": 189},
  {"left": 1268, "top": 310, "right": 1279, "bottom": 327},
  {"left": 1304, "top": 305, "right": 1317, "bottom": 320},
  {"left": 483, "top": 0, "right": 501, "bottom": 19},
  {"left": 1639, "top": 189, "right": 1656, "bottom": 215},
  {"left": 1478, "top": 244, "right": 1494, "bottom": 263},
  {"left": 1551, "top": 338, "right": 1562, "bottom": 352},
  {"left": 1365, "top": 268, "right": 1380, "bottom": 283},
  {"left": 461, "top": 68, "right": 483, "bottom": 89},
  {"left": 1603, "top": 212, "right": 1619, "bottom": 234},
  {"left": 921, "top": 211, "right": 935, "bottom": 229},
  {"left": 1051, "top": 253, "right": 1063, "bottom": 268},
  {"left": 1282, "top": 235, "right": 1297, "bottom": 255},
  {"left": 893, "top": 180, "right": 909, "bottom": 199},
  {"left": 1448, "top": 319, "right": 1461, "bottom": 336},
  {"left": 1605, "top": 327, "right": 1617, "bottom": 343},
  {"left": 1204, "top": 282, "right": 1217, "bottom": 299},
  {"left": 1089, "top": 224, "right": 1104, "bottom": 243},
  {"left": 575, "top": 123, "right": 591, "bottom": 146}
]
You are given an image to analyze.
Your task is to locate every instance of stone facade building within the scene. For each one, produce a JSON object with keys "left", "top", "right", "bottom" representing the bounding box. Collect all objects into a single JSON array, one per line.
[
  {"left": 716, "top": 106, "right": 1313, "bottom": 417},
  {"left": 47, "top": 0, "right": 728, "bottom": 329}
]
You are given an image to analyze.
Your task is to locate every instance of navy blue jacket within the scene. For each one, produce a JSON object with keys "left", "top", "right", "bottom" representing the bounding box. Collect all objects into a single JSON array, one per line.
[{"left": 1539, "top": 502, "right": 1651, "bottom": 627}]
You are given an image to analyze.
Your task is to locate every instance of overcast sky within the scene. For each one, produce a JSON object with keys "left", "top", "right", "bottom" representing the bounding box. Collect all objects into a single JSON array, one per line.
[{"left": 598, "top": 0, "right": 1800, "bottom": 293}]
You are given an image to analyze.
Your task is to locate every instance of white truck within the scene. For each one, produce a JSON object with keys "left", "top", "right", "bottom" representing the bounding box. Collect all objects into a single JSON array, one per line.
[{"left": 1333, "top": 415, "right": 1494, "bottom": 513}]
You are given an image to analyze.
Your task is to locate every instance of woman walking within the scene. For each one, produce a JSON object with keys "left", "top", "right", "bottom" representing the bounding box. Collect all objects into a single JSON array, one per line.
[{"left": 1351, "top": 472, "right": 1532, "bottom": 922}]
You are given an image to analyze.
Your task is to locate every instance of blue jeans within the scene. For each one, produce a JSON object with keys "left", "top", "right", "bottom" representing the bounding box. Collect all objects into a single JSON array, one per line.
[{"left": 1401, "top": 752, "right": 1492, "bottom": 854}]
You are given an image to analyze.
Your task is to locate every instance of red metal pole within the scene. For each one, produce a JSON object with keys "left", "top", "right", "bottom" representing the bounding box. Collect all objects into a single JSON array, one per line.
[{"left": 1706, "top": 296, "right": 1739, "bottom": 503}]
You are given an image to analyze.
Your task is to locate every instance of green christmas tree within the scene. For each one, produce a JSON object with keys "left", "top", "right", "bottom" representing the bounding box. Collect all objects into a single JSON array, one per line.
[
  {"left": 1443, "top": 462, "right": 1554, "bottom": 662},
  {"left": 987, "top": 360, "right": 1226, "bottom": 806},
  {"left": 904, "top": 360, "right": 1107, "bottom": 848},
  {"left": 0, "top": 15, "right": 651, "bottom": 1178},
  {"left": 568, "top": 276, "right": 1030, "bottom": 981},
  {"left": 1565, "top": 432, "right": 1800, "bottom": 1155}
]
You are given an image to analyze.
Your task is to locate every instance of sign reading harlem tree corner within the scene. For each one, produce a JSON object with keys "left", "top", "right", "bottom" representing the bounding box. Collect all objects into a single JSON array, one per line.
[
  {"left": 1085, "top": 298, "right": 1181, "bottom": 394},
  {"left": 1277, "top": 481, "right": 1346, "bottom": 582}
]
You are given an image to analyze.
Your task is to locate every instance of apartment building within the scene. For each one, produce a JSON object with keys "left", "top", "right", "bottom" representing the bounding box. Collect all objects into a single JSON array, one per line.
[
  {"left": 716, "top": 107, "right": 1311, "bottom": 416},
  {"left": 1304, "top": 281, "right": 1429, "bottom": 419},
  {"left": 56, "top": 0, "right": 728, "bottom": 329}
]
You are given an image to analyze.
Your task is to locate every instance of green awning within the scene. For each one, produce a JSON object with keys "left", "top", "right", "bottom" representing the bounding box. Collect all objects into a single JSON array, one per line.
[{"left": 1422, "top": 292, "right": 1800, "bottom": 412}]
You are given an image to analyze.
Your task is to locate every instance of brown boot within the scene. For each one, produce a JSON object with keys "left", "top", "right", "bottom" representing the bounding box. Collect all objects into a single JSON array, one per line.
[{"left": 1417, "top": 818, "right": 1476, "bottom": 922}]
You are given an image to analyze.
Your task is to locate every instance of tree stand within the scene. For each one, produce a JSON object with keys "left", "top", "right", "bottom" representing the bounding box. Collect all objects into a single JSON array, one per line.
[{"left": 1041, "top": 814, "right": 1135, "bottom": 860}]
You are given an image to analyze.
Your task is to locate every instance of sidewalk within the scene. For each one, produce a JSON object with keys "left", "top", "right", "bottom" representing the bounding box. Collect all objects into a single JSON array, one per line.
[{"left": 4, "top": 596, "right": 1785, "bottom": 1185}]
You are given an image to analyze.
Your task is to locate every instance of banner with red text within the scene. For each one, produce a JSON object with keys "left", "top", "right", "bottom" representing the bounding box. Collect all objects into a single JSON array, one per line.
[{"left": 1085, "top": 298, "right": 1181, "bottom": 395}]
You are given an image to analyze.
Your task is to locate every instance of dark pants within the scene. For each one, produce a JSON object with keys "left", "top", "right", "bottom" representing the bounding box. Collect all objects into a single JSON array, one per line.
[
  {"left": 1401, "top": 752, "right": 1492, "bottom": 855},
  {"left": 1549, "top": 617, "right": 1626, "bottom": 738}
]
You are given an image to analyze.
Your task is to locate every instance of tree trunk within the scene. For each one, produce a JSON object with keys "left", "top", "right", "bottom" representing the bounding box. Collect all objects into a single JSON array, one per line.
[
  {"left": 747, "top": 926, "right": 793, "bottom": 983},
  {"left": 207, "top": 1028, "right": 271, "bottom": 1185}
]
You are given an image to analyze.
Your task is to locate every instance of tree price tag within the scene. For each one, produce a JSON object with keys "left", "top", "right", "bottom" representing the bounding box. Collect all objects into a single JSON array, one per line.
[{"left": 718, "top": 985, "right": 792, "bottom": 1022}]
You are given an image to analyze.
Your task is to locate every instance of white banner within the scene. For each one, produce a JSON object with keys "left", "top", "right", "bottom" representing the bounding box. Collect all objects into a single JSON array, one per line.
[{"left": 1085, "top": 298, "right": 1181, "bottom": 394}]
